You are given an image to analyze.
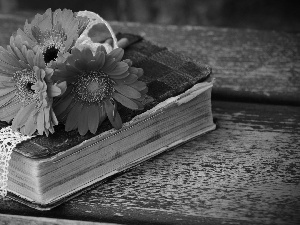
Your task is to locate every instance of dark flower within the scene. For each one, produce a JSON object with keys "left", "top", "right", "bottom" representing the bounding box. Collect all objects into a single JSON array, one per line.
[
  {"left": 16, "top": 8, "right": 83, "bottom": 64},
  {"left": 0, "top": 35, "right": 66, "bottom": 136},
  {"left": 53, "top": 46, "right": 147, "bottom": 135}
]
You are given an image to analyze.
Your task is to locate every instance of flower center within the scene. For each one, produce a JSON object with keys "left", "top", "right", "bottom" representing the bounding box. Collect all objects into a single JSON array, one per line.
[
  {"left": 40, "top": 27, "right": 67, "bottom": 63},
  {"left": 73, "top": 71, "right": 115, "bottom": 104},
  {"left": 43, "top": 45, "right": 60, "bottom": 63},
  {"left": 13, "top": 69, "right": 38, "bottom": 105}
]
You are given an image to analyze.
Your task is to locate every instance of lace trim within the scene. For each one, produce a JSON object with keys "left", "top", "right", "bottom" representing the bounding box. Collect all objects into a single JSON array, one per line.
[{"left": 0, "top": 126, "right": 33, "bottom": 198}]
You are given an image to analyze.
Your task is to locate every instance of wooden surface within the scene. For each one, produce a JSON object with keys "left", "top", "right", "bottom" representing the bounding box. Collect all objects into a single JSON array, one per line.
[
  {"left": 0, "top": 214, "right": 120, "bottom": 225},
  {"left": 111, "top": 22, "right": 300, "bottom": 106},
  {"left": 0, "top": 14, "right": 300, "bottom": 225}
]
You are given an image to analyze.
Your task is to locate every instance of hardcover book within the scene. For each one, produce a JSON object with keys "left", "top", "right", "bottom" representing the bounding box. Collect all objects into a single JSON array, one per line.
[{"left": 1, "top": 33, "right": 215, "bottom": 210}]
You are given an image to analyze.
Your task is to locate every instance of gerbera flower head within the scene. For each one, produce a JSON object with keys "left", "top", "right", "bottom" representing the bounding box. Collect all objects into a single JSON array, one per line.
[
  {"left": 0, "top": 35, "right": 66, "bottom": 136},
  {"left": 16, "top": 8, "right": 83, "bottom": 65},
  {"left": 53, "top": 46, "right": 147, "bottom": 135}
]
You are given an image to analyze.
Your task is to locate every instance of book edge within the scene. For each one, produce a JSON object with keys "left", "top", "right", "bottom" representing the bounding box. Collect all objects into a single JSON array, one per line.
[
  {"left": 30, "top": 80, "right": 214, "bottom": 164},
  {"left": 7, "top": 124, "right": 216, "bottom": 211}
]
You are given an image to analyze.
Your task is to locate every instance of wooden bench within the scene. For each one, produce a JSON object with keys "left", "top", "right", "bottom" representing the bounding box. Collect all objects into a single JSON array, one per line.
[{"left": 0, "top": 15, "right": 299, "bottom": 225}]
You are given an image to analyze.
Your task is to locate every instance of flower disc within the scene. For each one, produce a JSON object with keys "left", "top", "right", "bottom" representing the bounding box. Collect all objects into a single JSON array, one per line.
[
  {"left": 13, "top": 69, "right": 38, "bottom": 105},
  {"left": 73, "top": 71, "right": 115, "bottom": 104}
]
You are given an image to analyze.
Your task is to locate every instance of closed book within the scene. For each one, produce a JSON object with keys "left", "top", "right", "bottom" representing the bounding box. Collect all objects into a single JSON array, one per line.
[{"left": 3, "top": 34, "right": 215, "bottom": 210}]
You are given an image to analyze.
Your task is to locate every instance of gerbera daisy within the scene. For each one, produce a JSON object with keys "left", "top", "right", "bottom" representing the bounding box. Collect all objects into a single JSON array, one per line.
[
  {"left": 53, "top": 46, "right": 147, "bottom": 135},
  {"left": 0, "top": 35, "right": 66, "bottom": 136},
  {"left": 16, "top": 8, "right": 84, "bottom": 65}
]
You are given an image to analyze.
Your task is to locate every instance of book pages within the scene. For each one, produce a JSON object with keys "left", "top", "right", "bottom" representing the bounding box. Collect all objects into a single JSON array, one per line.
[{"left": 0, "top": 126, "right": 33, "bottom": 197}]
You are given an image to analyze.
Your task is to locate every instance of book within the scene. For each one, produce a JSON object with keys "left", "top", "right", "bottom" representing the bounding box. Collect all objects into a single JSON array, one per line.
[{"left": 3, "top": 33, "right": 215, "bottom": 210}]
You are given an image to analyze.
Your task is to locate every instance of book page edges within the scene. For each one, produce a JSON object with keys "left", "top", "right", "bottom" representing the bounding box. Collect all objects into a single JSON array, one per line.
[
  {"left": 46, "top": 123, "right": 216, "bottom": 206},
  {"left": 35, "top": 80, "right": 214, "bottom": 163}
]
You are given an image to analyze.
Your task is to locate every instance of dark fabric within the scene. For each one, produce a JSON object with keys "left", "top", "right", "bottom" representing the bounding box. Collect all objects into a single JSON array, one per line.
[{"left": 2, "top": 34, "right": 211, "bottom": 158}]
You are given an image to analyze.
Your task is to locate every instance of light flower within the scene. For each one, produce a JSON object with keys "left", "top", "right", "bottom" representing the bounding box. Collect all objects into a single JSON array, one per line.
[
  {"left": 0, "top": 35, "right": 66, "bottom": 136},
  {"left": 53, "top": 46, "right": 147, "bottom": 135},
  {"left": 16, "top": 8, "right": 86, "bottom": 64}
]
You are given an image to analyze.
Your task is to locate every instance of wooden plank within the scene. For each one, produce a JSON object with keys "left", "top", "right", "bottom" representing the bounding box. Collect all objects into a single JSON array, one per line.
[
  {"left": 0, "top": 16, "right": 299, "bottom": 105},
  {"left": 0, "top": 214, "right": 121, "bottom": 225},
  {"left": 1, "top": 101, "right": 299, "bottom": 225},
  {"left": 110, "top": 22, "right": 300, "bottom": 105}
]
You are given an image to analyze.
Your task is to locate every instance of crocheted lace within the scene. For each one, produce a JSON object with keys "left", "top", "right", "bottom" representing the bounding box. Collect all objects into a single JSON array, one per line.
[{"left": 0, "top": 126, "right": 33, "bottom": 198}]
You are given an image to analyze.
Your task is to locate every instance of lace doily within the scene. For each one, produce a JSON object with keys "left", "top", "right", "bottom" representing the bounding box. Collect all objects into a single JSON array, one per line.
[{"left": 0, "top": 126, "right": 33, "bottom": 198}]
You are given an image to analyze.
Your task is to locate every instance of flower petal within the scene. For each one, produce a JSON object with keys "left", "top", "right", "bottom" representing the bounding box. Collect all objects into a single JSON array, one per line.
[
  {"left": 53, "top": 69, "right": 77, "bottom": 83},
  {"left": 98, "top": 104, "right": 106, "bottom": 126},
  {"left": 36, "top": 110, "right": 45, "bottom": 135},
  {"left": 0, "top": 50, "right": 23, "bottom": 69},
  {"left": 129, "top": 81, "right": 147, "bottom": 91},
  {"left": 12, "top": 102, "right": 35, "bottom": 129},
  {"left": 97, "top": 45, "right": 107, "bottom": 54},
  {"left": 65, "top": 102, "right": 83, "bottom": 131},
  {"left": 101, "top": 56, "right": 117, "bottom": 73},
  {"left": 94, "top": 51, "right": 105, "bottom": 69},
  {"left": 55, "top": 97, "right": 77, "bottom": 123},
  {"left": 56, "top": 81, "right": 67, "bottom": 95},
  {"left": 23, "top": 112, "right": 37, "bottom": 136},
  {"left": 54, "top": 92, "right": 73, "bottom": 116},
  {"left": 104, "top": 99, "right": 122, "bottom": 130},
  {"left": 44, "top": 106, "right": 50, "bottom": 129},
  {"left": 33, "top": 50, "right": 46, "bottom": 68},
  {"left": 108, "top": 48, "right": 124, "bottom": 62},
  {"left": 70, "top": 48, "right": 82, "bottom": 60},
  {"left": 49, "top": 107, "right": 58, "bottom": 126},
  {"left": 0, "top": 87, "right": 15, "bottom": 97},
  {"left": 0, "top": 59, "right": 20, "bottom": 73},
  {"left": 128, "top": 67, "right": 139, "bottom": 75},
  {"left": 132, "top": 99, "right": 144, "bottom": 110},
  {"left": 109, "top": 71, "right": 129, "bottom": 80},
  {"left": 123, "top": 59, "right": 132, "bottom": 67},
  {"left": 0, "top": 100, "right": 21, "bottom": 122},
  {"left": 53, "top": 9, "right": 62, "bottom": 26},
  {"left": 0, "top": 69, "right": 14, "bottom": 77},
  {"left": 123, "top": 74, "right": 138, "bottom": 84},
  {"left": 0, "top": 91, "right": 15, "bottom": 107},
  {"left": 75, "top": 59, "right": 88, "bottom": 71},
  {"left": 136, "top": 68, "right": 144, "bottom": 78},
  {"left": 0, "top": 81, "right": 16, "bottom": 87},
  {"left": 26, "top": 49, "right": 35, "bottom": 67},
  {"left": 81, "top": 47, "right": 94, "bottom": 62},
  {"left": 88, "top": 104, "right": 100, "bottom": 134},
  {"left": 106, "top": 62, "right": 128, "bottom": 76},
  {"left": 78, "top": 105, "right": 89, "bottom": 135},
  {"left": 87, "top": 60, "right": 99, "bottom": 71},
  {"left": 48, "top": 84, "right": 61, "bottom": 97},
  {"left": 114, "top": 84, "right": 141, "bottom": 99},
  {"left": 113, "top": 92, "right": 139, "bottom": 110}
]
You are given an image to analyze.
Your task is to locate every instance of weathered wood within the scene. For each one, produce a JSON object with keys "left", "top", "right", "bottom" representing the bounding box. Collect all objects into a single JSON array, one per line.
[
  {"left": 110, "top": 22, "right": 300, "bottom": 105},
  {"left": 1, "top": 101, "right": 299, "bottom": 225},
  {"left": 0, "top": 16, "right": 299, "bottom": 105},
  {"left": 0, "top": 214, "right": 121, "bottom": 225}
]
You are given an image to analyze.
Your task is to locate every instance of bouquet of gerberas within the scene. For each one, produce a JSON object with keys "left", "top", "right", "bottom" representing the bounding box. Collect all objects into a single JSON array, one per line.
[{"left": 0, "top": 9, "right": 147, "bottom": 136}]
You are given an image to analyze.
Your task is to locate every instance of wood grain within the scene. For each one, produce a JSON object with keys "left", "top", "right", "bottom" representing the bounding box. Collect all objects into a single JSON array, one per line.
[
  {"left": 0, "top": 16, "right": 299, "bottom": 105},
  {"left": 0, "top": 213, "right": 121, "bottom": 225},
  {"left": 110, "top": 22, "right": 300, "bottom": 106},
  {"left": 1, "top": 101, "right": 299, "bottom": 225}
]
